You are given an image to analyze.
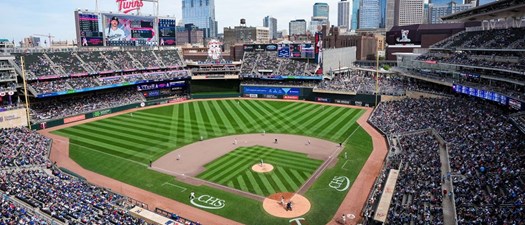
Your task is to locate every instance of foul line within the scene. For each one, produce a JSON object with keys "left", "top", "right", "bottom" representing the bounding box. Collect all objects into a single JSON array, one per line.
[{"left": 162, "top": 182, "right": 187, "bottom": 192}]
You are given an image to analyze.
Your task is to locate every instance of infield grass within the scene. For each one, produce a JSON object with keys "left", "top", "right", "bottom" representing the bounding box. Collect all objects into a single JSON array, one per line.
[
  {"left": 52, "top": 99, "right": 372, "bottom": 225},
  {"left": 197, "top": 145, "right": 323, "bottom": 196}
]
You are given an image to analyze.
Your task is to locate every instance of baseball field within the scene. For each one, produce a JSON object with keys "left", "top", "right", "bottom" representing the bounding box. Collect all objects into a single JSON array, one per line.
[{"left": 51, "top": 99, "right": 373, "bottom": 225}]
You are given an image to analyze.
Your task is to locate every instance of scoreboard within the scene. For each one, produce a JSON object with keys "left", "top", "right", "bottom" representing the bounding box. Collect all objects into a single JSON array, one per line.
[
  {"left": 75, "top": 12, "right": 103, "bottom": 46},
  {"left": 158, "top": 18, "right": 176, "bottom": 46},
  {"left": 75, "top": 11, "right": 164, "bottom": 47}
]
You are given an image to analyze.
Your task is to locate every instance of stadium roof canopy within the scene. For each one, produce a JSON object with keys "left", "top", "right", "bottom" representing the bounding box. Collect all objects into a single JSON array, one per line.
[{"left": 442, "top": 0, "right": 525, "bottom": 22}]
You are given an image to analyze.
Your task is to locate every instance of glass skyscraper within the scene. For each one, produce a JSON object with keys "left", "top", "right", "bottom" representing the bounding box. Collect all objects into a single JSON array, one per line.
[
  {"left": 351, "top": 0, "right": 360, "bottom": 30},
  {"left": 379, "top": 0, "right": 387, "bottom": 28},
  {"left": 181, "top": 0, "right": 217, "bottom": 38},
  {"left": 359, "top": 0, "right": 380, "bottom": 29},
  {"left": 313, "top": 3, "right": 330, "bottom": 18}
]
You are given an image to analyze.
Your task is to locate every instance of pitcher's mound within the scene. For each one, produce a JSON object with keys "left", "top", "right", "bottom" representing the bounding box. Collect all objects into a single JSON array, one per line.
[
  {"left": 263, "top": 192, "right": 311, "bottom": 218},
  {"left": 251, "top": 163, "right": 274, "bottom": 173}
]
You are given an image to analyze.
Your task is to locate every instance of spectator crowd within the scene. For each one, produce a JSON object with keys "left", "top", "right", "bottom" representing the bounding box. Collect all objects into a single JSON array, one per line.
[{"left": 369, "top": 97, "right": 525, "bottom": 224}]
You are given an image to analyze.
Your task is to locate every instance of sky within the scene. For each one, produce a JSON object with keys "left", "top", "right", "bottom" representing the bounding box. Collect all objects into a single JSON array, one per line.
[{"left": 0, "top": 0, "right": 343, "bottom": 44}]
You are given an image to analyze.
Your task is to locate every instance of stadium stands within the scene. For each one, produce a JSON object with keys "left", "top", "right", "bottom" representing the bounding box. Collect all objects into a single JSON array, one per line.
[
  {"left": 29, "top": 87, "right": 144, "bottom": 122},
  {"left": 369, "top": 97, "right": 525, "bottom": 224},
  {"left": 315, "top": 71, "right": 406, "bottom": 96},
  {"left": 76, "top": 51, "right": 115, "bottom": 73},
  {"left": 432, "top": 28, "right": 525, "bottom": 49},
  {"left": 240, "top": 51, "right": 317, "bottom": 77}
]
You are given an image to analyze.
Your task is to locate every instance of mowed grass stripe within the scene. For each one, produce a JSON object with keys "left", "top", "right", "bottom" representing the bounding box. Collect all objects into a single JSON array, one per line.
[
  {"left": 229, "top": 147, "right": 322, "bottom": 169},
  {"left": 108, "top": 114, "right": 212, "bottom": 139},
  {"left": 242, "top": 100, "right": 292, "bottom": 132},
  {"left": 66, "top": 124, "right": 171, "bottom": 151},
  {"left": 290, "top": 169, "right": 308, "bottom": 184},
  {"left": 229, "top": 151, "right": 320, "bottom": 171},
  {"left": 200, "top": 153, "right": 258, "bottom": 181},
  {"left": 212, "top": 100, "right": 243, "bottom": 132},
  {"left": 231, "top": 100, "right": 274, "bottom": 132},
  {"left": 269, "top": 172, "right": 291, "bottom": 193},
  {"left": 220, "top": 100, "right": 256, "bottom": 132},
  {"left": 183, "top": 103, "right": 194, "bottom": 140},
  {"left": 210, "top": 100, "right": 240, "bottom": 134},
  {"left": 192, "top": 101, "right": 208, "bottom": 138},
  {"left": 200, "top": 101, "right": 225, "bottom": 136},
  {"left": 69, "top": 138, "right": 149, "bottom": 162},
  {"left": 255, "top": 173, "right": 276, "bottom": 195},
  {"left": 255, "top": 101, "right": 302, "bottom": 132},
  {"left": 275, "top": 167, "right": 300, "bottom": 191},
  {"left": 308, "top": 107, "right": 351, "bottom": 133},
  {"left": 236, "top": 176, "right": 249, "bottom": 192},
  {"left": 327, "top": 112, "right": 363, "bottom": 141},
  {"left": 319, "top": 109, "right": 360, "bottom": 137},
  {"left": 245, "top": 170, "right": 265, "bottom": 196},
  {"left": 58, "top": 128, "right": 155, "bottom": 157}
]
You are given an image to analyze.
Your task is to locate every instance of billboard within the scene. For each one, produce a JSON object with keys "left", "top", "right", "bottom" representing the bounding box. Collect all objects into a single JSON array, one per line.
[
  {"left": 0, "top": 109, "right": 28, "bottom": 128},
  {"left": 243, "top": 86, "right": 301, "bottom": 96},
  {"left": 103, "top": 14, "right": 156, "bottom": 45},
  {"left": 314, "top": 32, "right": 323, "bottom": 74}
]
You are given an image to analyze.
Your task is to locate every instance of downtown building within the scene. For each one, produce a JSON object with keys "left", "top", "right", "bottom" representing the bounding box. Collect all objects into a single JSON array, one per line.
[
  {"left": 338, "top": 0, "right": 350, "bottom": 29},
  {"left": 289, "top": 19, "right": 308, "bottom": 36},
  {"left": 359, "top": 0, "right": 380, "bottom": 29},
  {"left": 428, "top": 1, "right": 474, "bottom": 24},
  {"left": 386, "top": 0, "right": 425, "bottom": 30},
  {"left": 263, "top": 16, "right": 278, "bottom": 40},
  {"left": 181, "top": 0, "right": 218, "bottom": 38},
  {"left": 310, "top": 3, "right": 330, "bottom": 34},
  {"left": 223, "top": 24, "right": 269, "bottom": 49}
]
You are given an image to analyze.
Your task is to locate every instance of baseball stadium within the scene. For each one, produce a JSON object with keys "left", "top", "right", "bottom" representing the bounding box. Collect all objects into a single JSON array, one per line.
[{"left": 0, "top": 0, "right": 524, "bottom": 225}]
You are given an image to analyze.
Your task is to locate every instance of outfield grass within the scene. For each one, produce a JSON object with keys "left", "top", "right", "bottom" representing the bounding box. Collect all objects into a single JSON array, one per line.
[
  {"left": 197, "top": 146, "right": 323, "bottom": 196},
  {"left": 52, "top": 99, "right": 372, "bottom": 225}
]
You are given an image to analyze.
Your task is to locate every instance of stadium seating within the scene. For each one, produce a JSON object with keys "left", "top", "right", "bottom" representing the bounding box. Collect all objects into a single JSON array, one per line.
[
  {"left": 77, "top": 51, "right": 115, "bottom": 73},
  {"left": 432, "top": 27, "right": 525, "bottom": 49},
  {"left": 153, "top": 49, "right": 183, "bottom": 67},
  {"left": 29, "top": 87, "right": 144, "bottom": 122},
  {"left": 315, "top": 71, "right": 406, "bottom": 96},
  {"left": 369, "top": 97, "right": 525, "bottom": 224},
  {"left": 240, "top": 51, "right": 318, "bottom": 77}
]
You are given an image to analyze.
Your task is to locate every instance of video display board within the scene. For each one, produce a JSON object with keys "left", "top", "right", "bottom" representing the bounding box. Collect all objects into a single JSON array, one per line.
[
  {"left": 103, "top": 13, "right": 156, "bottom": 46},
  {"left": 158, "top": 18, "right": 176, "bottom": 46}
]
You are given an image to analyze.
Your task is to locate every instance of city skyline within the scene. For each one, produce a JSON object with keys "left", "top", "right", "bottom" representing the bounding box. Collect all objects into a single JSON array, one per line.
[{"left": 0, "top": 0, "right": 344, "bottom": 44}]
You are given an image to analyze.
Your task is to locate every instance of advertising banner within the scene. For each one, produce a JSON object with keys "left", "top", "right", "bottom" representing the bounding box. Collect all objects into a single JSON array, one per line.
[
  {"left": 0, "top": 109, "right": 28, "bottom": 128},
  {"left": 243, "top": 86, "right": 301, "bottom": 96},
  {"left": 64, "top": 115, "right": 86, "bottom": 124},
  {"left": 316, "top": 97, "right": 330, "bottom": 102},
  {"left": 283, "top": 95, "right": 299, "bottom": 100}
]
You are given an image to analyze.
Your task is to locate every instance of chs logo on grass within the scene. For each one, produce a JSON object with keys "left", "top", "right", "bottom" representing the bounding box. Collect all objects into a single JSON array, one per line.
[
  {"left": 190, "top": 195, "right": 225, "bottom": 209},
  {"left": 329, "top": 176, "right": 350, "bottom": 192},
  {"left": 116, "top": 0, "right": 144, "bottom": 14}
]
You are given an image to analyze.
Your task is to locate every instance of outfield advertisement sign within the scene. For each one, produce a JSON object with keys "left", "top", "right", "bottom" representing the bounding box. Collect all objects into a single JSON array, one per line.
[
  {"left": 243, "top": 86, "right": 300, "bottom": 96},
  {"left": 316, "top": 97, "right": 330, "bottom": 102},
  {"left": 283, "top": 95, "right": 299, "bottom": 100},
  {"left": 241, "top": 75, "right": 322, "bottom": 80},
  {"left": 0, "top": 109, "right": 28, "bottom": 128},
  {"left": 93, "top": 109, "right": 112, "bottom": 117},
  {"left": 64, "top": 115, "right": 86, "bottom": 124}
]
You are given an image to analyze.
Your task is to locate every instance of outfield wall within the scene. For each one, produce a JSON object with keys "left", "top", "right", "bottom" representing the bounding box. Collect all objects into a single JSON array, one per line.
[{"left": 240, "top": 85, "right": 381, "bottom": 107}]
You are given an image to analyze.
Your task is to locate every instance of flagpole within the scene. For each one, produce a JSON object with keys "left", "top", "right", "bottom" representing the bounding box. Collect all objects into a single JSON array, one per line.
[{"left": 21, "top": 57, "right": 32, "bottom": 128}]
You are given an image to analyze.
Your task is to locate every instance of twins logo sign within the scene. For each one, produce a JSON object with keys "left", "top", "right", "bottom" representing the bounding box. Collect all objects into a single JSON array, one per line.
[
  {"left": 329, "top": 176, "right": 350, "bottom": 192},
  {"left": 190, "top": 194, "right": 225, "bottom": 209}
]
